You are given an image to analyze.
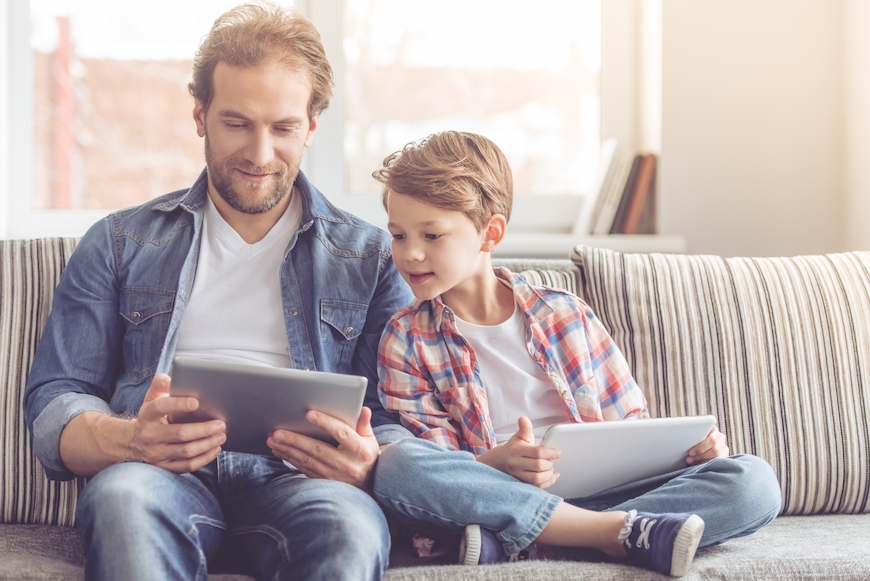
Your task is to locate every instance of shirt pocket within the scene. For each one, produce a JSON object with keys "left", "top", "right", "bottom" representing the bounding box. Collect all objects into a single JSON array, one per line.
[
  {"left": 119, "top": 287, "right": 176, "bottom": 383},
  {"left": 320, "top": 299, "right": 367, "bottom": 373}
]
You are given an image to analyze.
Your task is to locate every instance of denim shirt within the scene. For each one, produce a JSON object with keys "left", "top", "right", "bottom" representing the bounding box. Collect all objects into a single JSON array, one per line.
[{"left": 23, "top": 169, "right": 415, "bottom": 481}]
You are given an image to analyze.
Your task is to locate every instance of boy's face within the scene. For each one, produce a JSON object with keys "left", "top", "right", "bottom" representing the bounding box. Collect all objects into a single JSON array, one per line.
[{"left": 386, "top": 190, "right": 490, "bottom": 302}]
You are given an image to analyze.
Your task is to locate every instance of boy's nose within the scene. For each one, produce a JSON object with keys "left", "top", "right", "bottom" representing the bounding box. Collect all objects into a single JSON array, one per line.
[{"left": 405, "top": 245, "right": 425, "bottom": 262}]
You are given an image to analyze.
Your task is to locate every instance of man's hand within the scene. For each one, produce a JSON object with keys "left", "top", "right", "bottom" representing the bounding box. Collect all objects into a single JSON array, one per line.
[
  {"left": 266, "top": 406, "right": 380, "bottom": 490},
  {"left": 686, "top": 425, "right": 729, "bottom": 465},
  {"left": 129, "top": 373, "right": 226, "bottom": 473},
  {"left": 476, "top": 416, "right": 561, "bottom": 489}
]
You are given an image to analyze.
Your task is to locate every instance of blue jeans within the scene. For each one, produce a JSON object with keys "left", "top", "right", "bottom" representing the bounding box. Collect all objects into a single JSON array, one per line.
[
  {"left": 373, "top": 438, "right": 782, "bottom": 556},
  {"left": 76, "top": 453, "right": 389, "bottom": 581}
]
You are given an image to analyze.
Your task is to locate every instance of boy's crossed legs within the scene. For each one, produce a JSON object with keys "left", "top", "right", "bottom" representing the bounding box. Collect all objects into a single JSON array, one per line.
[{"left": 373, "top": 438, "right": 781, "bottom": 577}]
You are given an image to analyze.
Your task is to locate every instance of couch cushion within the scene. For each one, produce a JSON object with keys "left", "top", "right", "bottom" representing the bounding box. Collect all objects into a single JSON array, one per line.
[
  {"left": 1, "top": 238, "right": 83, "bottom": 526},
  {"left": 571, "top": 245, "right": 870, "bottom": 516}
]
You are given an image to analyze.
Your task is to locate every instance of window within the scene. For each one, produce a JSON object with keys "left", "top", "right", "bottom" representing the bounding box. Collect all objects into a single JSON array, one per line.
[{"left": 2, "top": 0, "right": 640, "bottom": 241}]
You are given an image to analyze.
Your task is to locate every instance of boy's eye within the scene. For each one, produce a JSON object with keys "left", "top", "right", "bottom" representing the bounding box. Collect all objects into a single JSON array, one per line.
[
  {"left": 391, "top": 233, "right": 405, "bottom": 241},
  {"left": 424, "top": 233, "right": 442, "bottom": 240}
]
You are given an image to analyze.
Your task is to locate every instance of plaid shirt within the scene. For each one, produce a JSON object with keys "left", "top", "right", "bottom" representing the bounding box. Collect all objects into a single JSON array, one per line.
[{"left": 377, "top": 267, "right": 649, "bottom": 455}]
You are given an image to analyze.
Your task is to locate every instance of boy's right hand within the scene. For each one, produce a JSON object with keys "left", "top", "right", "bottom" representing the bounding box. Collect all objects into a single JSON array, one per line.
[{"left": 476, "top": 416, "right": 561, "bottom": 489}]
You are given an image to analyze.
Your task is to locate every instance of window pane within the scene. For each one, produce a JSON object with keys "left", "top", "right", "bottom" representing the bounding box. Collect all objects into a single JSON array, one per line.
[
  {"left": 344, "top": 0, "right": 601, "bottom": 195},
  {"left": 31, "top": 0, "right": 294, "bottom": 210}
]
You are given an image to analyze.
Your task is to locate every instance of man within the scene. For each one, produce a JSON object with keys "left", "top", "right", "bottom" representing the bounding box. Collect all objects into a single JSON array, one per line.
[{"left": 23, "top": 3, "right": 413, "bottom": 580}]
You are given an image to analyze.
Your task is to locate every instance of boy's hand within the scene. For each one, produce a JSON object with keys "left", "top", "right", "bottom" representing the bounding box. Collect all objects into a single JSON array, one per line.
[
  {"left": 686, "top": 425, "right": 729, "bottom": 464},
  {"left": 476, "top": 416, "right": 561, "bottom": 489}
]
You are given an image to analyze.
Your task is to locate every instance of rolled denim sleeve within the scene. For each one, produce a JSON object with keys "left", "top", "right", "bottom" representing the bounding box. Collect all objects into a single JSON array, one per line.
[
  {"left": 351, "top": 249, "right": 414, "bottom": 442},
  {"left": 23, "top": 218, "right": 125, "bottom": 480}
]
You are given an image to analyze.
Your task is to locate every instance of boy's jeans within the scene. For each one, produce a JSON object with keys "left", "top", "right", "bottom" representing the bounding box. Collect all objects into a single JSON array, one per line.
[
  {"left": 373, "top": 438, "right": 782, "bottom": 556},
  {"left": 76, "top": 452, "right": 389, "bottom": 581}
]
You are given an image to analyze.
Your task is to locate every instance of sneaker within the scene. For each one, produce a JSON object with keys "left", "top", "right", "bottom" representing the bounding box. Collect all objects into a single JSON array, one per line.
[
  {"left": 459, "top": 525, "right": 507, "bottom": 565},
  {"left": 618, "top": 509, "right": 705, "bottom": 577}
]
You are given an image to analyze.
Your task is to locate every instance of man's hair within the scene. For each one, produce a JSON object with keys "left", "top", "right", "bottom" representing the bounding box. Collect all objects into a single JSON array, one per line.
[
  {"left": 189, "top": 2, "right": 334, "bottom": 119},
  {"left": 372, "top": 131, "right": 513, "bottom": 231}
]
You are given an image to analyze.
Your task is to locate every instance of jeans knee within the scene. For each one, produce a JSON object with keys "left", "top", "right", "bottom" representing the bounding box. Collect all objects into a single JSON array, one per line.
[
  {"left": 78, "top": 463, "right": 169, "bottom": 523},
  {"left": 315, "top": 486, "right": 389, "bottom": 557},
  {"left": 373, "top": 438, "right": 432, "bottom": 496},
  {"left": 714, "top": 455, "right": 782, "bottom": 522}
]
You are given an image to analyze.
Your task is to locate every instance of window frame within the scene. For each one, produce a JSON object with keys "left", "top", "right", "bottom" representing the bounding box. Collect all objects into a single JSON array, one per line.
[{"left": 1, "top": 0, "right": 640, "bottom": 241}]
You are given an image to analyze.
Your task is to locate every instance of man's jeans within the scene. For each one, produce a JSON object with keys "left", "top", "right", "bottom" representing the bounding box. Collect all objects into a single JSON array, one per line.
[
  {"left": 373, "top": 438, "right": 782, "bottom": 556},
  {"left": 76, "top": 453, "right": 389, "bottom": 581}
]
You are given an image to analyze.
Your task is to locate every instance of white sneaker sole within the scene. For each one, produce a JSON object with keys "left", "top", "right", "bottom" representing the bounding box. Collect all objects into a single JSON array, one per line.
[
  {"left": 460, "top": 524, "right": 482, "bottom": 566},
  {"left": 669, "top": 515, "right": 705, "bottom": 577}
]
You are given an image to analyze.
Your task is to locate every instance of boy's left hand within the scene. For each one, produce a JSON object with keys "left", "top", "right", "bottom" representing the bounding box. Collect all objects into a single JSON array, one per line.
[{"left": 686, "top": 425, "right": 729, "bottom": 465}]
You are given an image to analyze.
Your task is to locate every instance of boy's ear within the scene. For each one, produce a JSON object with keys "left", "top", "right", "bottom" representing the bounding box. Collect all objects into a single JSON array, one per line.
[{"left": 480, "top": 214, "right": 507, "bottom": 252}]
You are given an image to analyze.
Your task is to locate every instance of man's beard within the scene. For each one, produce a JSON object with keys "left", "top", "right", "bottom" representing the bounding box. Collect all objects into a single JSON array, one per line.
[{"left": 204, "top": 133, "right": 299, "bottom": 215}]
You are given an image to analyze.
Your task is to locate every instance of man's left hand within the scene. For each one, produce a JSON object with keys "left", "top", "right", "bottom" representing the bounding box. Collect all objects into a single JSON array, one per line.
[
  {"left": 686, "top": 425, "right": 729, "bottom": 465},
  {"left": 267, "top": 406, "right": 379, "bottom": 489}
]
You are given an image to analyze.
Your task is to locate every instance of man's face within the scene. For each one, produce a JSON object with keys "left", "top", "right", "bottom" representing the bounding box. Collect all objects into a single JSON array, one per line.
[{"left": 194, "top": 62, "right": 317, "bottom": 216}]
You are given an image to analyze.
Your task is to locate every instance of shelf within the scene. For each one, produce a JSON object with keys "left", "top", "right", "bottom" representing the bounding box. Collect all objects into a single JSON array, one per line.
[{"left": 494, "top": 233, "right": 687, "bottom": 259}]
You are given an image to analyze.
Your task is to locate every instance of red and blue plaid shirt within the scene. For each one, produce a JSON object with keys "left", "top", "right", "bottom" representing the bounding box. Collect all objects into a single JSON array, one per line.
[{"left": 377, "top": 267, "right": 649, "bottom": 455}]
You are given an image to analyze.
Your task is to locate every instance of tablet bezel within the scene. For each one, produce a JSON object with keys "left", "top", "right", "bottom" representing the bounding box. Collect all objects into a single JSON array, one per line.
[{"left": 168, "top": 357, "right": 367, "bottom": 455}]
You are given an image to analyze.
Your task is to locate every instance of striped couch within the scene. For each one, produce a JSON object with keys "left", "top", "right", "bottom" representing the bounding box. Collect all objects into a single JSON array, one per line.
[{"left": 2, "top": 238, "right": 869, "bottom": 580}]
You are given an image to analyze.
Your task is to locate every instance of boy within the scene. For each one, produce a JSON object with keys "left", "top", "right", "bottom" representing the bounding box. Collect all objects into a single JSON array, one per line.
[{"left": 371, "top": 131, "right": 781, "bottom": 577}]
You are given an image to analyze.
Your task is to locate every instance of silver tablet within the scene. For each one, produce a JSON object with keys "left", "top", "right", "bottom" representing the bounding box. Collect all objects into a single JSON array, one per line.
[
  {"left": 539, "top": 415, "right": 717, "bottom": 499},
  {"left": 168, "top": 357, "right": 367, "bottom": 455}
]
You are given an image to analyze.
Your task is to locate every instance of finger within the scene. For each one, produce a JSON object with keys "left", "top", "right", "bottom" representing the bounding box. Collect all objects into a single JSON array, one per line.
[
  {"left": 355, "top": 406, "right": 374, "bottom": 439},
  {"left": 145, "top": 393, "right": 201, "bottom": 421},
  {"left": 142, "top": 374, "right": 172, "bottom": 404},
  {"left": 269, "top": 439, "right": 344, "bottom": 480},
  {"left": 137, "top": 420, "right": 225, "bottom": 451},
  {"left": 521, "top": 445, "right": 561, "bottom": 461},
  {"left": 539, "top": 471, "right": 561, "bottom": 490},
  {"left": 270, "top": 430, "right": 350, "bottom": 474},
  {"left": 157, "top": 443, "right": 223, "bottom": 474},
  {"left": 305, "top": 410, "right": 362, "bottom": 451},
  {"left": 516, "top": 416, "right": 535, "bottom": 444}
]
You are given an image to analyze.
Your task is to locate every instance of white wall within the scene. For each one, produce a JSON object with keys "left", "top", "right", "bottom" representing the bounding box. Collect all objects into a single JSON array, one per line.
[
  {"left": 661, "top": 0, "right": 846, "bottom": 257},
  {"left": 845, "top": 0, "right": 870, "bottom": 251}
]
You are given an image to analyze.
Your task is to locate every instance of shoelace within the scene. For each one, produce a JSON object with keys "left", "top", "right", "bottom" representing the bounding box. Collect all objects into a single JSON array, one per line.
[{"left": 617, "top": 509, "right": 658, "bottom": 549}]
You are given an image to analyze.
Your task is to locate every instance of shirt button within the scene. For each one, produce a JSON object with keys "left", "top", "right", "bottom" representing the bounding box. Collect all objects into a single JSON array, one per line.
[
  {"left": 131, "top": 312, "right": 141, "bottom": 323},
  {"left": 288, "top": 307, "right": 298, "bottom": 316},
  {"left": 345, "top": 326, "right": 354, "bottom": 335},
  {"left": 534, "top": 351, "right": 542, "bottom": 358}
]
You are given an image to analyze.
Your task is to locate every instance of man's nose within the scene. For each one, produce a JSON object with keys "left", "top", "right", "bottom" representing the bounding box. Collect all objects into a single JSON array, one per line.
[{"left": 245, "top": 130, "right": 275, "bottom": 168}]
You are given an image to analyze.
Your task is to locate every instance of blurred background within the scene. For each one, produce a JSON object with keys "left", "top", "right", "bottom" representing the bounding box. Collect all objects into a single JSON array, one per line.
[{"left": 1, "top": 0, "right": 868, "bottom": 257}]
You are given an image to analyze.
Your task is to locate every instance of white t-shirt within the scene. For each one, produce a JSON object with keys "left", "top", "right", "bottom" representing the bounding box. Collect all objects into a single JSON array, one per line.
[
  {"left": 454, "top": 303, "right": 569, "bottom": 444},
  {"left": 174, "top": 191, "right": 302, "bottom": 367}
]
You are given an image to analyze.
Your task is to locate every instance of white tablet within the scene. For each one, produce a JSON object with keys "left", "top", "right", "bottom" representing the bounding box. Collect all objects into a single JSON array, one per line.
[
  {"left": 540, "top": 415, "right": 717, "bottom": 499},
  {"left": 168, "top": 357, "right": 367, "bottom": 455}
]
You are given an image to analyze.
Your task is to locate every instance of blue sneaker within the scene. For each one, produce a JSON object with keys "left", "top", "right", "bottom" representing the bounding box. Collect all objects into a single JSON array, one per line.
[
  {"left": 618, "top": 510, "right": 705, "bottom": 577},
  {"left": 459, "top": 525, "right": 507, "bottom": 565}
]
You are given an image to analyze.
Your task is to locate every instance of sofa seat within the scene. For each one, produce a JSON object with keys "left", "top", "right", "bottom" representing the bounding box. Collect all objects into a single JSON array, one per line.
[{"left": 2, "top": 515, "right": 869, "bottom": 580}]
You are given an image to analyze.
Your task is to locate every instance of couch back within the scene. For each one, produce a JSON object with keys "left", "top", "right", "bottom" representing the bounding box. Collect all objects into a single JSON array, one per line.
[
  {"left": 1, "top": 238, "right": 82, "bottom": 526},
  {"left": 571, "top": 245, "right": 870, "bottom": 516},
  {"left": 3, "top": 237, "right": 869, "bottom": 526}
]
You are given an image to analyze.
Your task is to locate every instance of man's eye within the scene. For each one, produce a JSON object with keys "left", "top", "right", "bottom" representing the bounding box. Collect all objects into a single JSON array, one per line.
[
  {"left": 275, "top": 126, "right": 296, "bottom": 134},
  {"left": 225, "top": 122, "right": 245, "bottom": 129}
]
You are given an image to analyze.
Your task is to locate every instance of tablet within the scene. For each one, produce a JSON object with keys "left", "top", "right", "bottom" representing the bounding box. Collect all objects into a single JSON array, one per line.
[
  {"left": 168, "top": 357, "right": 367, "bottom": 455},
  {"left": 539, "top": 415, "right": 716, "bottom": 499}
]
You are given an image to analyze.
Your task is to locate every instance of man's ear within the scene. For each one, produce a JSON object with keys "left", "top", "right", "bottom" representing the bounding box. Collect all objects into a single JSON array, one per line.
[
  {"left": 193, "top": 101, "right": 206, "bottom": 138},
  {"left": 304, "top": 115, "right": 319, "bottom": 147},
  {"left": 480, "top": 214, "right": 507, "bottom": 252}
]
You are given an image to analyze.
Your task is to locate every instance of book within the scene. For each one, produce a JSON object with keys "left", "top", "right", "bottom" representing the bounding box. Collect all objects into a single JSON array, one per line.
[
  {"left": 616, "top": 153, "right": 657, "bottom": 234},
  {"left": 572, "top": 138, "right": 618, "bottom": 235},
  {"left": 605, "top": 154, "right": 643, "bottom": 235},
  {"left": 590, "top": 151, "right": 634, "bottom": 235}
]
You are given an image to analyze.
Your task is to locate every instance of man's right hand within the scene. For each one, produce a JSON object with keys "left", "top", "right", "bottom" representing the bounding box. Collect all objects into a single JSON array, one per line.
[
  {"left": 129, "top": 373, "right": 226, "bottom": 473},
  {"left": 58, "top": 374, "right": 226, "bottom": 477}
]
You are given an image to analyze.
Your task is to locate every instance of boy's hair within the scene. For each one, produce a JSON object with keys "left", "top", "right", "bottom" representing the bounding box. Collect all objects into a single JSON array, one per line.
[
  {"left": 372, "top": 131, "right": 513, "bottom": 231},
  {"left": 189, "top": 2, "right": 334, "bottom": 120}
]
